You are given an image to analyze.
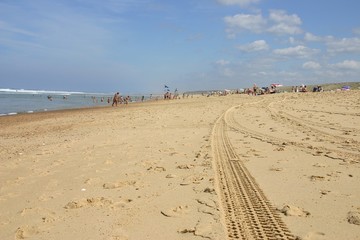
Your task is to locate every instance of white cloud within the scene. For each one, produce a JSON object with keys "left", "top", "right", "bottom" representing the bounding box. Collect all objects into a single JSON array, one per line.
[
  {"left": 333, "top": 60, "right": 360, "bottom": 70},
  {"left": 303, "top": 61, "right": 321, "bottom": 69},
  {"left": 269, "top": 10, "right": 301, "bottom": 25},
  {"left": 224, "top": 14, "right": 266, "bottom": 34},
  {"left": 304, "top": 32, "right": 322, "bottom": 42},
  {"left": 237, "top": 40, "right": 269, "bottom": 52},
  {"left": 304, "top": 32, "right": 334, "bottom": 43},
  {"left": 267, "top": 10, "right": 302, "bottom": 35},
  {"left": 268, "top": 23, "right": 302, "bottom": 35},
  {"left": 224, "top": 10, "right": 302, "bottom": 37},
  {"left": 216, "top": 0, "right": 260, "bottom": 7},
  {"left": 327, "top": 37, "right": 360, "bottom": 54},
  {"left": 273, "top": 45, "right": 319, "bottom": 58},
  {"left": 289, "top": 37, "right": 296, "bottom": 44}
]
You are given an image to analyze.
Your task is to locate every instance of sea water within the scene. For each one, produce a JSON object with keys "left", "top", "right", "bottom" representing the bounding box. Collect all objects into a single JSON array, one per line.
[{"left": 0, "top": 89, "right": 117, "bottom": 116}]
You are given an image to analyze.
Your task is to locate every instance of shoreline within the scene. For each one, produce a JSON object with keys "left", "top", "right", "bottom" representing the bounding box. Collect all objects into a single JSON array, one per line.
[
  {"left": 0, "top": 90, "right": 168, "bottom": 117},
  {"left": 2, "top": 81, "right": 359, "bottom": 117},
  {"left": 1, "top": 91, "right": 359, "bottom": 240},
  {"left": 0, "top": 96, "right": 170, "bottom": 119}
]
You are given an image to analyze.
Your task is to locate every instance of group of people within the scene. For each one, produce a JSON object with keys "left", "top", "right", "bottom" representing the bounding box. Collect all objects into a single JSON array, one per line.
[
  {"left": 112, "top": 92, "right": 132, "bottom": 106},
  {"left": 292, "top": 85, "right": 308, "bottom": 92},
  {"left": 312, "top": 85, "right": 323, "bottom": 92},
  {"left": 244, "top": 84, "right": 279, "bottom": 96},
  {"left": 164, "top": 91, "right": 180, "bottom": 99}
]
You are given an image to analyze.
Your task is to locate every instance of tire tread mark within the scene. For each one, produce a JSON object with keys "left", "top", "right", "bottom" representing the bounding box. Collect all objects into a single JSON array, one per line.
[
  {"left": 226, "top": 104, "right": 359, "bottom": 163},
  {"left": 212, "top": 108, "right": 296, "bottom": 240}
]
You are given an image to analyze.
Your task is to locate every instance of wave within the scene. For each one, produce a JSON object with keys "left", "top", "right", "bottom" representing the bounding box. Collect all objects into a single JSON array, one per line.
[{"left": 0, "top": 88, "right": 88, "bottom": 95}]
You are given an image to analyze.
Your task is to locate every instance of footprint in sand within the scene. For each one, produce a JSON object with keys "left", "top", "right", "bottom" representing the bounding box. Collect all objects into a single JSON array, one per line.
[
  {"left": 177, "top": 164, "right": 195, "bottom": 170},
  {"left": 347, "top": 210, "right": 360, "bottom": 225},
  {"left": 303, "top": 231, "right": 326, "bottom": 240},
  {"left": 64, "top": 197, "right": 119, "bottom": 209},
  {"left": 269, "top": 127, "right": 277, "bottom": 132},
  {"left": 103, "top": 180, "right": 136, "bottom": 189},
  {"left": 313, "top": 163, "right": 326, "bottom": 168},
  {"left": 278, "top": 205, "right": 310, "bottom": 217},
  {"left": 198, "top": 205, "right": 216, "bottom": 216},
  {"left": 20, "top": 207, "right": 57, "bottom": 222},
  {"left": 196, "top": 198, "right": 217, "bottom": 209},
  {"left": 269, "top": 167, "right": 283, "bottom": 172},
  {"left": 147, "top": 166, "right": 166, "bottom": 172},
  {"left": 180, "top": 175, "right": 204, "bottom": 186},
  {"left": 161, "top": 205, "right": 190, "bottom": 217},
  {"left": 319, "top": 190, "right": 331, "bottom": 197},
  {"left": 273, "top": 147, "right": 285, "bottom": 151},
  {"left": 15, "top": 225, "right": 41, "bottom": 239},
  {"left": 178, "top": 220, "right": 219, "bottom": 239},
  {"left": 65, "top": 197, "right": 132, "bottom": 210},
  {"left": 165, "top": 174, "right": 177, "bottom": 178},
  {"left": 310, "top": 175, "right": 326, "bottom": 181},
  {"left": 203, "top": 187, "right": 216, "bottom": 194},
  {"left": 84, "top": 177, "right": 102, "bottom": 185}
]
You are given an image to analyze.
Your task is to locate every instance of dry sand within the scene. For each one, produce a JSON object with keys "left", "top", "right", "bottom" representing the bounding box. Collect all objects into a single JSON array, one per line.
[{"left": 0, "top": 91, "right": 359, "bottom": 240}]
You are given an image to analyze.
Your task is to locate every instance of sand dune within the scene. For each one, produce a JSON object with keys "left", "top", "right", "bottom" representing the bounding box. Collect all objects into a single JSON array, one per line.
[{"left": 0, "top": 91, "right": 359, "bottom": 239}]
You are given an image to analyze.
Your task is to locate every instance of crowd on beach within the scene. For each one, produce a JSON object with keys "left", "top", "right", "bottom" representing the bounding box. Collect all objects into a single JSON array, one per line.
[
  {"left": 243, "top": 84, "right": 281, "bottom": 96},
  {"left": 164, "top": 88, "right": 181, "bottom": 100},
  {"left": 106, "top": 82, "right": 353, "bottom": 108},
  {"left": 111, "top": 92, "right": 134, "bottom": 106}
]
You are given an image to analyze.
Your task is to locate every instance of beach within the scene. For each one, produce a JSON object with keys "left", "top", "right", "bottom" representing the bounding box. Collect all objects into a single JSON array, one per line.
[{"left": 1, "top": 91, "right": 359, "bottom": 240}]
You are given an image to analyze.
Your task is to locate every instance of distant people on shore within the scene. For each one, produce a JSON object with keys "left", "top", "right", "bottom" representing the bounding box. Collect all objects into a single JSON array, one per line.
[
  {"left": 313, "top": 85, "right": 323, "bottom": 92},
  {"left": 164, "top": 92, "right": 172, "bottom": 99},
  {"left": 91, "top": 96, "right": 98, "bottom": 103},
  {"left": 112, "top": 92, "right": 119, "bottom": 106},
  {"left": 292, "top": 86, "right": 299, "bottom": 92},
  {"left": 291, "top": 85, "right": 307, "bottom": 93},
  {"left": 301, "top": 85, "right": 307, "bottom": 92},
  {"left": 124, "top": 96, "right": 131, "bottom": 104},
  {"left": 253, "top": 84, "right": 258, "bottom": 95}
]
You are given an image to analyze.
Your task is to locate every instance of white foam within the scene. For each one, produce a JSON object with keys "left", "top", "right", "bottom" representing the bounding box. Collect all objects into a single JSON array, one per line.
[{"left": 0, "top": 88, "right": 86, "bottom": 95}]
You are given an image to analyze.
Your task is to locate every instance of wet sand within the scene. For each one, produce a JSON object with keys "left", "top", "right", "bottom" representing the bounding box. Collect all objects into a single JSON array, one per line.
[{"left": 1, "top": 91, "right": 359, "bottom": 240}]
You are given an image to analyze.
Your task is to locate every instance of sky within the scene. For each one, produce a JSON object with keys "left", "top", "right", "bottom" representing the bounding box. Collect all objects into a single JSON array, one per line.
[{"left": 0, "top": 0, "right": 360, "bottom": 94}]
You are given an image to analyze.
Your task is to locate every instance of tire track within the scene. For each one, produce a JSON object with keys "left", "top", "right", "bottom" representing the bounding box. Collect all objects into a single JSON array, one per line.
[
  {"left": 226, "top": 101, "right": 359, "bottom": 163},
  {"left": 282, "top": 108, "right": 360, "bottom": 117},
  {"left": 267, "top": 101, "right": 360, "bottom": 146},
  {"left": 212, "top": 109, "right": 296, "bottom": 240}
]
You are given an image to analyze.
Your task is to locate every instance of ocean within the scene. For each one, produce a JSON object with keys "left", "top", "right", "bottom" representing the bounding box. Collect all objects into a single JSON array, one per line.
[{"left": 0, "top": 89, "right": 150, "bottom": 116}]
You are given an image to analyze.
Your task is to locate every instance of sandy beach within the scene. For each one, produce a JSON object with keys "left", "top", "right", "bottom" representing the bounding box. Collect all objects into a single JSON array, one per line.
[{"left": 1, "top": 91, "right": 359, "bottom": 240}]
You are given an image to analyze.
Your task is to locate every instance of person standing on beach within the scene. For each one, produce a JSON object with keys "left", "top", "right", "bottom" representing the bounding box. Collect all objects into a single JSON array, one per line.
[{"left": 112, "top": 92, "right": 119, "bottom": 107}]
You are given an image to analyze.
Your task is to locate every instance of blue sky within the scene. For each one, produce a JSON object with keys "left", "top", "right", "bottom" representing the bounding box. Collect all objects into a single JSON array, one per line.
[{"left": 0, "top": 0, "right": 359, "bottom": 94}]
